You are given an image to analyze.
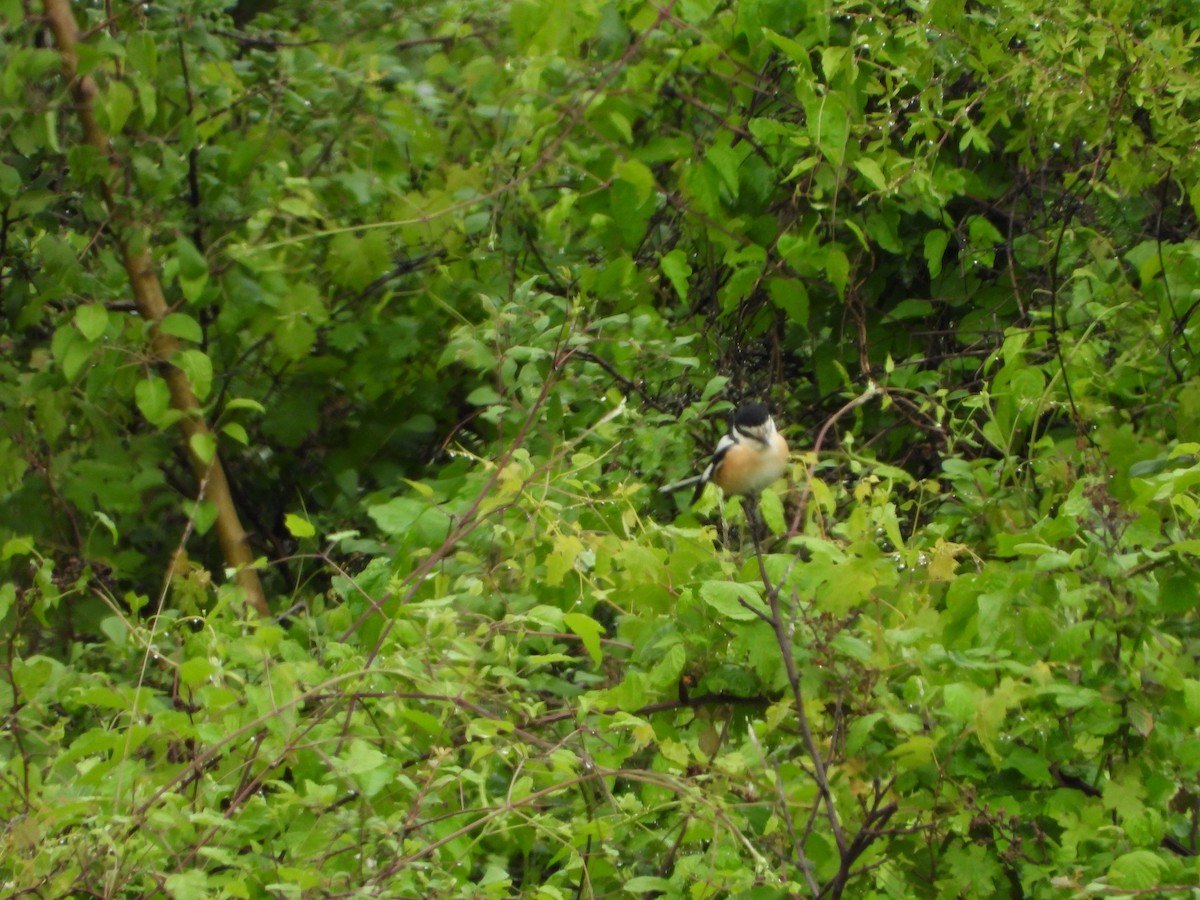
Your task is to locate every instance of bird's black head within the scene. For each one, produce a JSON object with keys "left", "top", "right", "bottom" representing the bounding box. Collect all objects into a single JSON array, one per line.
[{"left": 733, "top": 403, "right": 771, "bottom": 429}]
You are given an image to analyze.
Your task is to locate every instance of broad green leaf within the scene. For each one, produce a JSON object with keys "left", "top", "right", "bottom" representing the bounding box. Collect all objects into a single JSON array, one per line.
[
  {"left": 853, "top": 157, "right": 887, "bottom": 191},
  {"left": 467, "top": 386, "right": 502, "bottom": 406},
  {"left": 285, "top": 513, "right": 316, "bottom": 538},
  {"left": 889, "top": 735, "right": 936, "bottom": 770},
  {"left": 57, "top": 329, "right": 93, "bottom": 381},
  {"left": 180, "top": 657, "right": 217, "bottom": 688},
  {"left": 699, "top": 581, "right": 768, "bottom": 621},
  {"left": 104, "top": 80, "right": 135, "bottom": 134},
  {"left": 160, "top": 312, "right": 202, "bottom": 343},
  {"left": 767, "top": 277, "right": 809, "bottom": 325},
  {"left": 563, "top": 612, "right": 605, "bottom": 666},
  {"left": 135, "top": 79, "right": 156, "bottom": 125},
  {"left": 545, "top": 533, "right": 585, "bottom": 586},
  {"left": 759, "top": 489, "right": 786, "bottom": 534},
  {"left": 1106, "top": 850, "right": 1167, "bottom": 890},
  {"left": 943, "top": 682, "right": 981, "bottom": 724},
  {"left": 135, "top": 376, "right": 172, "bottom": 426},
  {"left": 808, "top": 92, "right": 849, "bottom": 164},
  {"left": 761, "top": 28, "right": 809, "bottom": 64},
  {"left": 613, "top": 158, "right": 655, "bottom": 206},
  {"left": 221, "top": 422, "right": 248, "bottom": 444},
  {"left": 1, "top": 537, "right": 34, "bottom": 560},
  {"left": 174, "top": 237, "right": 208, "bottom": 303},
  {"left": 165, "top": 871, "right": 209, "bottom": 900},
  {"left": 660, "top": 250, "right": 692, "bottom": 303},
  {"left": 706, "top": 143, "right": 744, "bottom": 198},
  {"left": 99, "top": 615, "right": 127, "bottom": 646},
  {"left": 647, "top": 641, "right": 686, "bottom": 690},
  {"left": 701, "top": 376, "right": 729, "bottom": 401},
  {"left": 924, "top": 229, "right": 950, "bottom": 278},
  {"left": 0, "top": 583, "right": 14, "bottom": 624},
  {"left": 74, "top": 303, "right": 108, "bottom": 341},
  {"left": 368, "top": 497, "right": 450, "bottom": 545},
  {"left": 0, "top": 162, "right": 19, "bottom": 199},
  {"left": 825, "top": 245, "right": 849, "bottom": 299},
  {"left": 126, "top": 32, "right": 158, "bottom": 77},
  {"left": 832, "top": 632, "right": 871, "bottom": 662},
  {"left": 189, "top": 432, "right": 217, "bottom": 465},
  {"left": 174, "top": 349, "right": 213, "bottom": 401},
  {"left": 326, "top": 230, "right": 391, "bottom": 291}
]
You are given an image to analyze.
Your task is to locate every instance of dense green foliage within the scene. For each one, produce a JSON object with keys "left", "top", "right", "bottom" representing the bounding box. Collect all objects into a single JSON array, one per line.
[{"left": 4, "top": 0, "right": 1200, "bottom": 895}]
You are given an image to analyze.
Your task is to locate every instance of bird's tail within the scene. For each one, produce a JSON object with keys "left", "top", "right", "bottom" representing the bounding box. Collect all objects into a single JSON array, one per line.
[{"left": 658, "top": 475, "right": 704, "bottom": 494}]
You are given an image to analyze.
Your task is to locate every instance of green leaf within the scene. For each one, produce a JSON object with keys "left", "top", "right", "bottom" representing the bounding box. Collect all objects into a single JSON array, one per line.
[
  {"left": 832, "top": 632, "right": 872, "bottom": 662},
  {"left": 160, "top": 312, "right": 202, "bottom": 343},
  {"left": 126, "top": 32, "right": 158, "bottom": 78},
  {"left": 624, "top": 876, "right": 673, "bottom": 893},
  {"left": 326, "top": 230, "right": 392, "bottom": 291},
  {"left": 647, "top": 642, "right": 686, "bottom": 690},
  {"left": 613, "top": 158, "right": 655, "bottom": 206},
  {"left": 165, "top": 871, "right": 210, "bottom": 900},
  {"left": 701, "top": 376, "right": 729, "bottom": 401},
  {"left": 368, "top": 497, "right": 450, "bottom": 544},
  {"left": 189, "top": 432, "right": 217, "bottom": 465},
  {"left": 706, "top": 143, "right": 744, "bottom": 198},
  {"left": 285, "top": 513, "right": 316, "bottom": 538},
  {"left": 825, "top": 245, "right": 849, "bottom": 299},
  {"left": 224, "top": 397, "right": 266, "bottom": 415},
  {"left": 563, "top": 612, "right": 605, "bottom": 666},
  {"left": 545, "top": 533, "right": 585, "bottom": 586},
  {"left": 135, "top": 79, "right": 157, "bottom": 126},
  {"left": 275, "top": 317, "right": 316, "bottom": 360},
  {"left": 660, "top": 250, "right": 692, "bottom": 303},
  {"left": 853, "top": 157, "right": 887, "bottom": 191},
  {"left": 2, "top": 537, "right": 34, "bottom": 560},
  {"left": 99, "top": 615, "right": 127, "bottom": 646},
  {"left": 180, "top": 657, "right": 217, "bottom": 688},
  {"left": 759, "top": 489, "right": 786, "bottom": 534},
  {"left": 135, "top": 377, "right": 172, "bottom": 427},
  {"left": 57, "top": 329, "right": 93, "bottom": 381},
  {"left": 93, "top": 511, "right": 118, "bottom": 542},
  {"left": 174, "top": 237, "right": 208, "bottom": 303},
  {"left": 337, "top": 739, "right": 389, "bottom": 777},
  {"left": 924, "top": 229, "right": 950, "bottom": 278},
  {"left": 221, "top": 422, "right": 248, "bottom": 444},
  {"left": 761, "top": 28, "right": 809, "bottom": 64},
  {"left": 809, "top": 92, "right": 849, "bottom": 164},
  {"left": 943, "top": 682, "right": 981, "bottom": 723},
  {"left": 699, "top": 581, "right": 768, "bottom": 621},
  {"left": 889, "top": 735, "right": 936, "bottom": 770},
  {"left": 0, "top": 162, "right": 19, "bottom": 199},
  {"left": 74, "top": 303, "right": 108, "bottom": 341},
  {"left": 767, "top": 277, "right": 809, "bottom": 325},
  {"left": 1106, "top": 850, "right": 1167, "bottom": 890},
  {"left": 368, "top": 497, "right": 424, "bottom": 534},
  {"left": 174, "top": 349, "right": 213, "bottom": 401},
  {"left": 466, "top": 386, "right": 502, "bottom": 406},
  {"left": 105, "top": 80, "right": 135, "bottom": 134}
]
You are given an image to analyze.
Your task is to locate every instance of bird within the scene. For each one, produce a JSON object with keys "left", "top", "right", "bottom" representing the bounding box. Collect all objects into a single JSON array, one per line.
[{"left": 660, "top": 403, "right": 790, "bottom": 505}]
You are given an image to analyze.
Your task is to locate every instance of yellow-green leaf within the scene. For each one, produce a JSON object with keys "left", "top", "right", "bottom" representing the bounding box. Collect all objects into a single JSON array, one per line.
[{"left": 285, "top": 513, "right": 316, "bottom": 538}]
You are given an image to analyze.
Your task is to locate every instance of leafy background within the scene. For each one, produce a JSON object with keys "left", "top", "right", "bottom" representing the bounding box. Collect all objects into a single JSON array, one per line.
[{"left": 3, "top": 0, "right": 1200, "bottom": 896}]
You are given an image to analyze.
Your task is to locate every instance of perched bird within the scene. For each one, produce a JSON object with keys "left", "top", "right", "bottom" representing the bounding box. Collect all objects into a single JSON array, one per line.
[{"left": 660, "top": 403, "right": 790, "bottom": 504}]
